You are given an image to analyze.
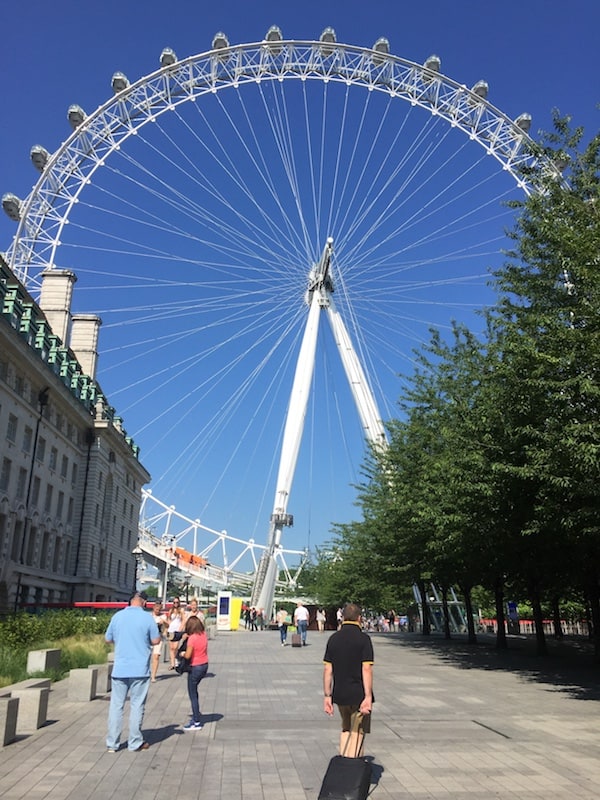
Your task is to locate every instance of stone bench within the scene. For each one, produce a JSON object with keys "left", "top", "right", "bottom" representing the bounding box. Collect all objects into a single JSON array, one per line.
[
  {"left": 0, "top": 697, "right": 19, "bottom": 746},
  {"left": 68, "top": 667, "right": 98, "bottom": 702},
  {"left": 88, "top": 661, "right": 113, "bottom": 694},
  {"left": 26, "top": 649, "right": 61, "bottom": 675},
  {"left": 0, "top": 678, "right": 51, "bottom": 736}
]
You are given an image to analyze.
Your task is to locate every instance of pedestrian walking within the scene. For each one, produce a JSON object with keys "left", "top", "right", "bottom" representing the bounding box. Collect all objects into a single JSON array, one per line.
[
  {"left": 294, "top": 601, "right": 310, "bottom": 646},
  {"left": 322, "top": 602, "right": 374, "bottom": 757}
]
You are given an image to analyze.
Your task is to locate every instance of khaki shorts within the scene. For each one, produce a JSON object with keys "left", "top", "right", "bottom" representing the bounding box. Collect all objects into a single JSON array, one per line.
[{"left": 338, "top": 706, "right": 371, "bottom": 734}]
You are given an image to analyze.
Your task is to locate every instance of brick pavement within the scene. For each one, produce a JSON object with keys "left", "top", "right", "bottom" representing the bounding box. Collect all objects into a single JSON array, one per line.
[{"left": 0, "top": 628, "right": 599, "bottom": 799}]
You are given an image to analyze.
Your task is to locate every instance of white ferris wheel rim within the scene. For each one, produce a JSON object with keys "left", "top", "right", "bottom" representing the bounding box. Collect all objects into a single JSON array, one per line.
[
  {"left": 5, "top": 36, "right": 553, "bottom": 287},
  {"left": 0, "top": 34, "right": 558, "bottom": 585}
]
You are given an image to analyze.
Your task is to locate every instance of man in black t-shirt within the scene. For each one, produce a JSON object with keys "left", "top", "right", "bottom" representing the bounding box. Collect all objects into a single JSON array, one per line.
[{"left": 322, "top": 603, "right": 374, "bottom": 757}]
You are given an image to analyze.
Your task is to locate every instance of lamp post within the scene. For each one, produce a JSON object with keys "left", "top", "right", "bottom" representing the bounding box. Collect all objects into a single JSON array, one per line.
[{"left": 132, "top": 545, "right": 143, "bottom": 594}]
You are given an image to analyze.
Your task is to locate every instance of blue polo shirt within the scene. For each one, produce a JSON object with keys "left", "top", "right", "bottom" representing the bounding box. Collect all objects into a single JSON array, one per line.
[{"left": 105, "top": 606, "right": 159, "bottom": 679}]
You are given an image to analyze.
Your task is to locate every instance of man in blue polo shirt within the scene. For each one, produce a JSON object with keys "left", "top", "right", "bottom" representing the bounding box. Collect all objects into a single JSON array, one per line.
[
  {"left": 322, "top": 603, "right": 374, "bottom": 757},
  {"left": 105, "top": 591, "right": 161, "bottom": 753}
]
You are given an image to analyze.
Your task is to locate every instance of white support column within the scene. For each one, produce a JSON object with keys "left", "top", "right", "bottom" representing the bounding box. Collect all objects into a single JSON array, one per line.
[
  {"left": 252, "top": 238, "right": 387, "bottom": 616},
  {"left": 325, "top": 299, "right": 387, "bottom": 449}
]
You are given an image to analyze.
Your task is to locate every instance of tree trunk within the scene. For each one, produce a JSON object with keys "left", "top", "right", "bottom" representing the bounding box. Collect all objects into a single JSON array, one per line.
[
  {"left": 551, "top": 596, "right": 563, "bottom": 639},
  {"left": 586, "top": 575, "right": 600, "bottom": 659},
  {"left": 494, "top": 576, "right": 508, "bottom": 650},
  {"left": 441, "top": 585, "right": 451, "bottom": 640},
  {"left": 529, "top": 585, "right": 547, "bottom": 656},
  {"left": 461, "top": 585, "right": 477, "bottom": 644},
  {"left": 418, "top": 579, "right": 430, "bottom": 635}
]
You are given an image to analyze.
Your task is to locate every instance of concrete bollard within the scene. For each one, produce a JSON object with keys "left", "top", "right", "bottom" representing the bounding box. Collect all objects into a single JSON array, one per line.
[
  {"left": 26, "top": 649, "right": 61, "bottom": 675},
  {"left": 0, "top": 697, "right": 19, "bottom": 746},
  {"left": 68, "top": 668, "right": 98, "bottom": 701},
  {"left": 88, "top": 662, "right": 112, "bottom": 694},
  {"left": 11, "top": 686, "right": 50, "bottom": 733}
]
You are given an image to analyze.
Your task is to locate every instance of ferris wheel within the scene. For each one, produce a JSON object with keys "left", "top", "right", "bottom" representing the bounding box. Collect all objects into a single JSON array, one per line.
[{"left": 2, "top": 28, "right": 554, "bottom": 611}]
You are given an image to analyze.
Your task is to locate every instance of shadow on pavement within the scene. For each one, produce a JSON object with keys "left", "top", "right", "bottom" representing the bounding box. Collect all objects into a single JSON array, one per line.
[{"left": 379, "top": 632, "right": 600, "bottom": 702}]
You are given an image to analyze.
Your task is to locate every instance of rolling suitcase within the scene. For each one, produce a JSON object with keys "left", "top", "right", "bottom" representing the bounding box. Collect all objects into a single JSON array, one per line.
[
  {"left": 317, "top": 755, "right": 371, "bottom": 800},
  {"left": 318, "top": 713, "right": 371, "bottom": 800},
  {"left": 291, "top": 633, "right": 302, "bottom": 647}
]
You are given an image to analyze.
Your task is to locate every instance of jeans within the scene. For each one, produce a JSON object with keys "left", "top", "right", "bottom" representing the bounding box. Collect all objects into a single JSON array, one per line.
[
  {"left": 297, "top": 619, "right": 308, "bottom": 644},
  {"left": 279, "top": 624, "right": 287, "bottom": 644},
  {"left": 107, "top": 676, "right": 150, "bottom": 751},
  {"left": 187, "top": 663, "right": 208, "bottom": 723}
]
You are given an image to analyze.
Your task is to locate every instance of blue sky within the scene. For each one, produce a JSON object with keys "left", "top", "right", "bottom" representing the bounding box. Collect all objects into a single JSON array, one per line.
[{"left": 1, "top": 0, "right": 598, "bottom": 566}]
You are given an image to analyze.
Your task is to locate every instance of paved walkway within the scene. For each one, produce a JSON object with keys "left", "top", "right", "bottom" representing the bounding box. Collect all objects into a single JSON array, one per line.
[{"left": 1, "top": 628, "right": 599, "bottom": 799}]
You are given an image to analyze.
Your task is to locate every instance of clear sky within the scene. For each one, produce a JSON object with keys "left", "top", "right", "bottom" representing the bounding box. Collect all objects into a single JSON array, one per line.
[{"left": 1, "top": 0, "right": 598, "bottom": 566}]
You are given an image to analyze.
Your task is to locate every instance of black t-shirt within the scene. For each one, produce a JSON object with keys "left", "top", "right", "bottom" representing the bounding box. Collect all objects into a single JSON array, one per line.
[{"left": 323, "top": 621, "right": 374, "bottom": 706}]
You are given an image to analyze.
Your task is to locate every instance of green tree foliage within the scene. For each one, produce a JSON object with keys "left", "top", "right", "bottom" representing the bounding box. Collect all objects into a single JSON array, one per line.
[{"left": 312, "top": 113, "right": 600, "bottom": 654}]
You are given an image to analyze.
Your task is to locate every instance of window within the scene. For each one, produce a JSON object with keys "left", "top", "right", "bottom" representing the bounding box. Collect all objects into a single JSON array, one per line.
[
  {"left": 22, "top": 425, "right": 33, "bottom": 453},
  {"left": 67, "top": 497, "right": 74, "bottom": 524},
  {"left": 49, "top": 447, "right": 58, "bottom": 471},
  {"left": 36, "top": 437, "right": 46, "bottom": 463},
  {"left": 71, "top": 463, "right": 78, "bottom": 486},
  {"left": 31, "top": 476, "right": 41, "bottom": 507},
  {"left": 60, "top": 455, "right": 68, "bottom": 479},
  {"left": 6, "top": 414, "right": 17, "bottom": 443},
  {"left": 16, "top": 467, "right": 27, "bottom": 500},
  {"left": 40, "top": 531, "right": 50, "bottom": 568},
  {"left": 57, "top": 491, "right": 64, "bottom": 520},
  {"left": 0, "top": 458, "right": 11, "bottom": 492},
  {"left": 53, "top": 537, "right": 61, "bottom": 572},
  {"left": 15, "top": 374, "right": 24, "bottom": 396},
  {"left": 44, "top": 484, "right": 53, "bottom": 514}
]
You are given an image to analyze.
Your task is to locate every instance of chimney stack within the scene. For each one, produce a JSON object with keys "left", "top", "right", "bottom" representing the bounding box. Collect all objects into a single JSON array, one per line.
[
  {"left": 38, "top": 269, "right": 77, "bottom": 344},
  {"left": 70, "top": 314, "right": 102, "bottom": 380}
]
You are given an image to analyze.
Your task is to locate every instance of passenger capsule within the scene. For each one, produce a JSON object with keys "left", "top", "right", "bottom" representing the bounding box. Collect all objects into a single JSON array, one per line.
[
  {"left": 320, "top": 27, "right": 337, "bottom": 56},
  {"left": 2, "top": 193, "right": 22, "bottom": 222},
  {"left": 111, "top": 72, "right": 130, "bottom": 94},
  {"left": 30, "top": 145, "right": 50, "bottom": 172},
  {"left": 265, "top": 25, "right": 283, "bottom": 53},
  {"left": 212, "top": 31, "right": 230, "bottom": 51},
  {"left": 515, "top": 113, "right": 532, "bottom": 134},
  {"left": 160, "top": 47, "right": 177, "bottom": 67},
  {"left": 471, "top": 80, "right": 489, "bottom": 100},
  {"left": 423, "top": 54, "right": 441, "bottom": 74},
  {"left": 67, "top": 105, "right": 86, "bottom": 129},
  {"left": 372, "top": 37, "right": 390, "bottom": 65}
]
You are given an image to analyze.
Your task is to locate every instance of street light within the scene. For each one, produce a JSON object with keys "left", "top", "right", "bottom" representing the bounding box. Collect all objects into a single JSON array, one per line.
[{"left": 132, "top": 545, "right": 143, "bottom": 594}]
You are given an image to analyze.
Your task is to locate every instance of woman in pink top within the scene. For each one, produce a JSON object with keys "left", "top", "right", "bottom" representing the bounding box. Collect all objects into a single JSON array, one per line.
[{"left": 181, "top": 615, "right": 209, "bottom": 730}]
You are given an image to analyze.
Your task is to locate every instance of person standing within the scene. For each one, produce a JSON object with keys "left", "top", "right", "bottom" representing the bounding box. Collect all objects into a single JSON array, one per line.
[
  {"left": 105, "top": 591, "right": 160, "bottom": 753},
  {"left": 322, "top": 603, "right": 374, "bottom": 757},
  {"left": 167, "top": 597, "right": 185, "bottom": 669},
  {"left": 180, "top": 615, "right": 209, "bottom": 730},
  {"left": 387, "top": 609, "right": 396, "bottom": 632},
  {"left": 150, "top": 602, "right": 168, "bottom": 682},
  {"left": 316, "top": 608, "right": 326, "bottom": 633},
  {"left": 186, "top": 597, "right": 205, "bottom": 624},
  {"left": 294, "top": 601, "right": 310, "bottom": 646}
]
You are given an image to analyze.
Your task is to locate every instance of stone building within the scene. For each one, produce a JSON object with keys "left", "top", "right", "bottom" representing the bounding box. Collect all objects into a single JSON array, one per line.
[{"left": 0, "top": 254, "right": 150, "bottom": 611}]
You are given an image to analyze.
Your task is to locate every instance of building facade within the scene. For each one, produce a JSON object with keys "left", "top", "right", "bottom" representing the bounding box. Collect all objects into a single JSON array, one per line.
[{"left": 0, "top": 255, "right": 150, "bottom": 612}]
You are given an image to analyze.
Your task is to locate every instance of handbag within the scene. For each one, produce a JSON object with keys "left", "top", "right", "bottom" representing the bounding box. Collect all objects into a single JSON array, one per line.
[
  {"left": 318, "top": 713, "right": 372, "bottom": 800},
  {"left": 175, "top": 640, "right": 191, "bottom": 674}
]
